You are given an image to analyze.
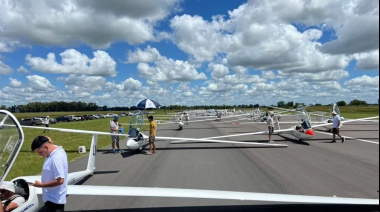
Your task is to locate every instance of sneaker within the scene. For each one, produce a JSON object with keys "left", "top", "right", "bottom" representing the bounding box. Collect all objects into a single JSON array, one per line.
[
  {"left": 146, "top": 152, "right": 153, "bottom": 155},
  {"left": 269, "top": 140, "right": 275, "bottom": 143},
  {"left": 112, "top": 150, "right": 118, "bottom": 154},
  {"left": 342, "top": 137, "right": 345, "bottom": 143},
  {"left": 331, "top": 140, "right": 336, "bottom": 143},
  {"left": 119, "top": 149, "right": 125, "bottom": 153}
]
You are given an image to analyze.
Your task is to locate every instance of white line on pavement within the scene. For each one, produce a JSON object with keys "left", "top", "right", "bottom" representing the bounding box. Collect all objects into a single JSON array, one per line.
[{"left": 315, "top": 131, "right": 379, "bottom": 145}]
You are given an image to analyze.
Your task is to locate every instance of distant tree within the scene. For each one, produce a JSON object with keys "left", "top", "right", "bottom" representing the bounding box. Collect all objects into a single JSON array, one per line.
[
  {"left": 286, "top": 101, "right": 294, "bottom": 108},
  {"left": 350, "top": 99, "right": 368, "bottom": 106},
  {"left": 0, "top": 105, "right": 6, "bottom": 110},
  {"left": 254, "top": 104, "right": 260, "bottom": 108},
  {"left": 337, "top": 101, "right": 347, "bottom": 107},
  {"left": 277, "top": 101, "right": 285, "bottom": 107}
]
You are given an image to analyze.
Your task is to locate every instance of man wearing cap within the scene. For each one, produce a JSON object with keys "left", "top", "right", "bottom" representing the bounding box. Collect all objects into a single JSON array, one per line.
[
  {"left": 110, "top": 116, "right": 123, "bottom": 154},
  {"left": 267, "top": 112, "right": 276, "bottom": 143},
  {"left": 31, "top": 136, "right": 68, "bottom": 212},
  {"left": 332, "top": 111, "right": 345, "bottom": 143},
  {"left": 0, "top": 181, "right": 26, "bottom": 212}
]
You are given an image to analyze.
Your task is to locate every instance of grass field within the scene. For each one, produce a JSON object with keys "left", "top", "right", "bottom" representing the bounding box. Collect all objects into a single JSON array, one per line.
[
  {"left": 4, "top": 106, "right": 379, "bottom": 180},
  {"left": 6, "top": 110, "right": 177, "bottom": 180}
]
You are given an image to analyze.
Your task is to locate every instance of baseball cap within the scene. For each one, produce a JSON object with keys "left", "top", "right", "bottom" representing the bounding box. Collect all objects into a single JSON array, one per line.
[
  {"left": 0, "top": 181, "right": 15, "bottom": 193},
  {"left": 332, "top": 111, "right": 337, "bottom": 115},
  {"left": 114, "top": 115, "right": 119, "bottom": 120}
]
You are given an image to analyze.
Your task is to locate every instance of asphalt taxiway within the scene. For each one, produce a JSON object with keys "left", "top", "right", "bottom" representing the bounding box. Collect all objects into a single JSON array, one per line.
[{"left": 64, "top": 114, "right": 379, "bottom": 211}]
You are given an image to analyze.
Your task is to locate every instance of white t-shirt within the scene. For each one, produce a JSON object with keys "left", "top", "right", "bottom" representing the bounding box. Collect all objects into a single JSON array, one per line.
[
  {"left": 41, "top": 146, "right": 68, "bottom": 204},
  {"left": 333, "top": 115, "right": 341, "bottom": 128},
  {"left": 4, "top": 196, "right": 25, "bottom": 209},
  {"left": 110, "top": 121, "right": 119, "bottom": 134},
  {"left": 267, "top": 116, "right": 274, "bottom": 127}
]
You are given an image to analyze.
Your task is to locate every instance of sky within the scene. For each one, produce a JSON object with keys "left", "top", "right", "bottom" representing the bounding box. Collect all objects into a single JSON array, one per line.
[{"left": 0, "top": 0, "right": 379, "bottom": 108}]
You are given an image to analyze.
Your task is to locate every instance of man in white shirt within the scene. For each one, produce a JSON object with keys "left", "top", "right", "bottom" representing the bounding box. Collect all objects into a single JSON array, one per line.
[
  {"left": 110, "top": 116, "right": 123, "bottom": 154},
  {"left": 267, "top": 112, "right": 275, "bottom": 143},
  {"left": 31, "top": 136, "right": 68, "bottom": 212},
  {"left": 332, "top": 111, "right": 345, "bottom": 143}
]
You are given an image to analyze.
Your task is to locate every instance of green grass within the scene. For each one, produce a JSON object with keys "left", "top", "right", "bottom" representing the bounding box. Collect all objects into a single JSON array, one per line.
[
  {"left": 6, "top": 110, "right": 176, "bottom": 180},
  {"left": 307, "top": 105, "right": 379, "bottom": 119}
]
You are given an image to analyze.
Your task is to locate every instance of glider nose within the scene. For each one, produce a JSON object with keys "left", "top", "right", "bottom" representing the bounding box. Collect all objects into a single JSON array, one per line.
[{"left": 305, "top": 129, "right": 315, "bottom": 136}]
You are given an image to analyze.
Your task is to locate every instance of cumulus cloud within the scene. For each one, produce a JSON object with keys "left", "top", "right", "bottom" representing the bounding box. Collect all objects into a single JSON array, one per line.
[
  {"left": 26, "top": 49, "right": 117, "bottom": 77},
  {"left": 17, "top": 66, "right": 29, "bottom": 73},
  {"left": 209, "top": 63, "right": 230, "bottom": 79},
  {"left": 127, "top": 46, "right": 160, "bottom": 63},
  {"left": 0, "top": 61, "right": 13, "bottom": 75},
  {"left": 131, "top": 47, "right": 207, "bottom": 83},
  {"left": 26, "top": 75, "right": 55, "bottom": 92},
  {"left": 58, "top": 75, "right": 106, "bottom": 95},
  {"left": 355, "top": 50, "right": 379, "bottom": 70},
  {"left": 344, "top": 75, "right": 379, "bottom": 100},
  {"left": 9, "top": 78, "right": 22, "bottom": 88},
  {"left": 170, "top": 15, "right": 230, "bottom": 62},
  {"left": 0, "top": 0, "right": 180, "bottom": 49},
  {"left": 121, "top": 78, "right": 143, "bottom": 91}
]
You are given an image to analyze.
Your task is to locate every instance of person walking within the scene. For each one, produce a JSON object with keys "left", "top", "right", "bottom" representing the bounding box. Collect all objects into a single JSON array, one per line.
[
  {"left": 31, "top": 136, "right": 68, "bottom": 212},
  {"left": 146, "top": 116, "right": 156, "bottom": 155},
  {"left": 267, "top": 112, "right": 275, "bottom": 143},
  {"left": 43, "top": 116, "right": 50, "bottom": 133},
  {"left": 331, "top": 111, "right": 345, "bottom": 143},
  {"left": 110, "top": 116, "right": 123, "bottom": 154}
]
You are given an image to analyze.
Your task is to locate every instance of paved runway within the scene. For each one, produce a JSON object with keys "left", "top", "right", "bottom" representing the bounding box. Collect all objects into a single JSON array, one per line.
[{"left": 64, "top": 114, "right": 379, "bottom": 211}]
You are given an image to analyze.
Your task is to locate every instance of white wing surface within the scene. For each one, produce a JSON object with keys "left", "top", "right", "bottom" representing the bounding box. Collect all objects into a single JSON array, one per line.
[
  {"left": 55, "top": 185, "right": 379, "bottom": 205},
  {"left": 312, "top": 116, "right": 379, "bottom": 129}
]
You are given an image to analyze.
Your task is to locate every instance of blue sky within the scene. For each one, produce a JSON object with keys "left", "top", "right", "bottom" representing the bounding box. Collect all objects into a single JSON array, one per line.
[{"left": 0, "top": 0, "right": 379, "bottom": 107}]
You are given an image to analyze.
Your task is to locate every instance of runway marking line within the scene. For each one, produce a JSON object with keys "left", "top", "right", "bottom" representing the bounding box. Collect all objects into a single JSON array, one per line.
[{"left": 315, "top": 131, "right": 379, "bottom": 145}]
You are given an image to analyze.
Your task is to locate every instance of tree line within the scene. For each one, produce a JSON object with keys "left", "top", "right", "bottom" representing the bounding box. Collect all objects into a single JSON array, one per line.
[
  {"left": 0, "top": 99, "right": 376, "bottom": 113},
  {"left": 276, "top": 99, "right": 373, "bottom": 108}
]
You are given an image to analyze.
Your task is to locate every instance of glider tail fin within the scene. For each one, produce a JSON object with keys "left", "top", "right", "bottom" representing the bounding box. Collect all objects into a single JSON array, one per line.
[{"left": 86, "top": 134, "right": 98, "bottom": 174}]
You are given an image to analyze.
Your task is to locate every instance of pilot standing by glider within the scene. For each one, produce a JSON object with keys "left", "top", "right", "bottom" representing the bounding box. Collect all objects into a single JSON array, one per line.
[
  {"left": 331, "top": 111, "right": 346, "bottom": 143},
  {"left": 31, "top": 136, "right": 68, "bottom": 212},
  {"left": 146, "top": 116, "right": 156, "bottom": 155},
  {"left": 267, "top": 112, "right": 276, "bottom": 143},
  {"left": 110, "top": 116, "right": 123, "bottom": 154}
]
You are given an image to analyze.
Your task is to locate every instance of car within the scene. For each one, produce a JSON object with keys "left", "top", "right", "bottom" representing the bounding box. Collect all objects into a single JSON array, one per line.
[
  {"left": 96, "top": 114, "right": 106, "bottom": 118},
  {"left": 106, "top": 113, "right": 116, "bottom": 118},
  {"left": 20, "top": 117, "right": 44, "bottom": 126},
  {"left": 39, "top": 117, "right": 57, "bottom": 124},
  {"left": 56, "top": 116, "right": 70, "bottom": 122},
  {"left": 83, "top": 115, "right": 94, "bottom": 120},
  {"left": 67, "top": 115, "right": 82, "bottom": 121}
]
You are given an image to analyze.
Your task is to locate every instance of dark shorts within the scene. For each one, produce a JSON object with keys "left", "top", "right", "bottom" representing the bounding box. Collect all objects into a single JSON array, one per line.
[
  {"left": 149, "top": 136, "right": 156, "bottom": 143},
  {"left": 268, "top": 126, "right": 274, "bottom": 135},
  {"left": 333, "top": 128, "right": 339, "bottom": 134},
  {"left": 111, "top": 135, "right": 120, "bottom": 143},
  {"left": 44, "top": 201, "right": 64, "bottom": 212}
]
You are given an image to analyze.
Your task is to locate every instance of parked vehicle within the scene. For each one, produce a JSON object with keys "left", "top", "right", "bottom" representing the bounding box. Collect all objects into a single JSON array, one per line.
[
  {"left": 20, "top": 117, "right": 44, "bottom": 126},
  {"left": 39, "top": 117, "right": 57, "bottom": 124},
  {"left": 67, "top": 115, "right": 82, "bottom": 121},
  {"left": 83, "top": 115, "right": 94, "bottom": 120},
  {"left": 91, "top": 115, "right": 100, "bottom": 119},
  {"left": 106, "top": 113, "right": 116, "bottom": 118},
  {"left": 56, "top": 116, "right": 70, "bottom": 122},
  {"left": 96, "top": 114, "right": 106, "bottom": 118}
]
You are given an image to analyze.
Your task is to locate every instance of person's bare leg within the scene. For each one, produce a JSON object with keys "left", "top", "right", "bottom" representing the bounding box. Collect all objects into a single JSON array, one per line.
[{"left": 153, "top": 143, "right": 156, "bottom": 153}]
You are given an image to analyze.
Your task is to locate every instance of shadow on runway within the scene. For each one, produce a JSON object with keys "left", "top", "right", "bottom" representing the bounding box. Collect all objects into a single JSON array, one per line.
[
  {"left": 277, "top": 134, "right": 310, "bottom": 146},
  {"left": 66, "top": 204, "right": 378, "bottom": 212}
]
